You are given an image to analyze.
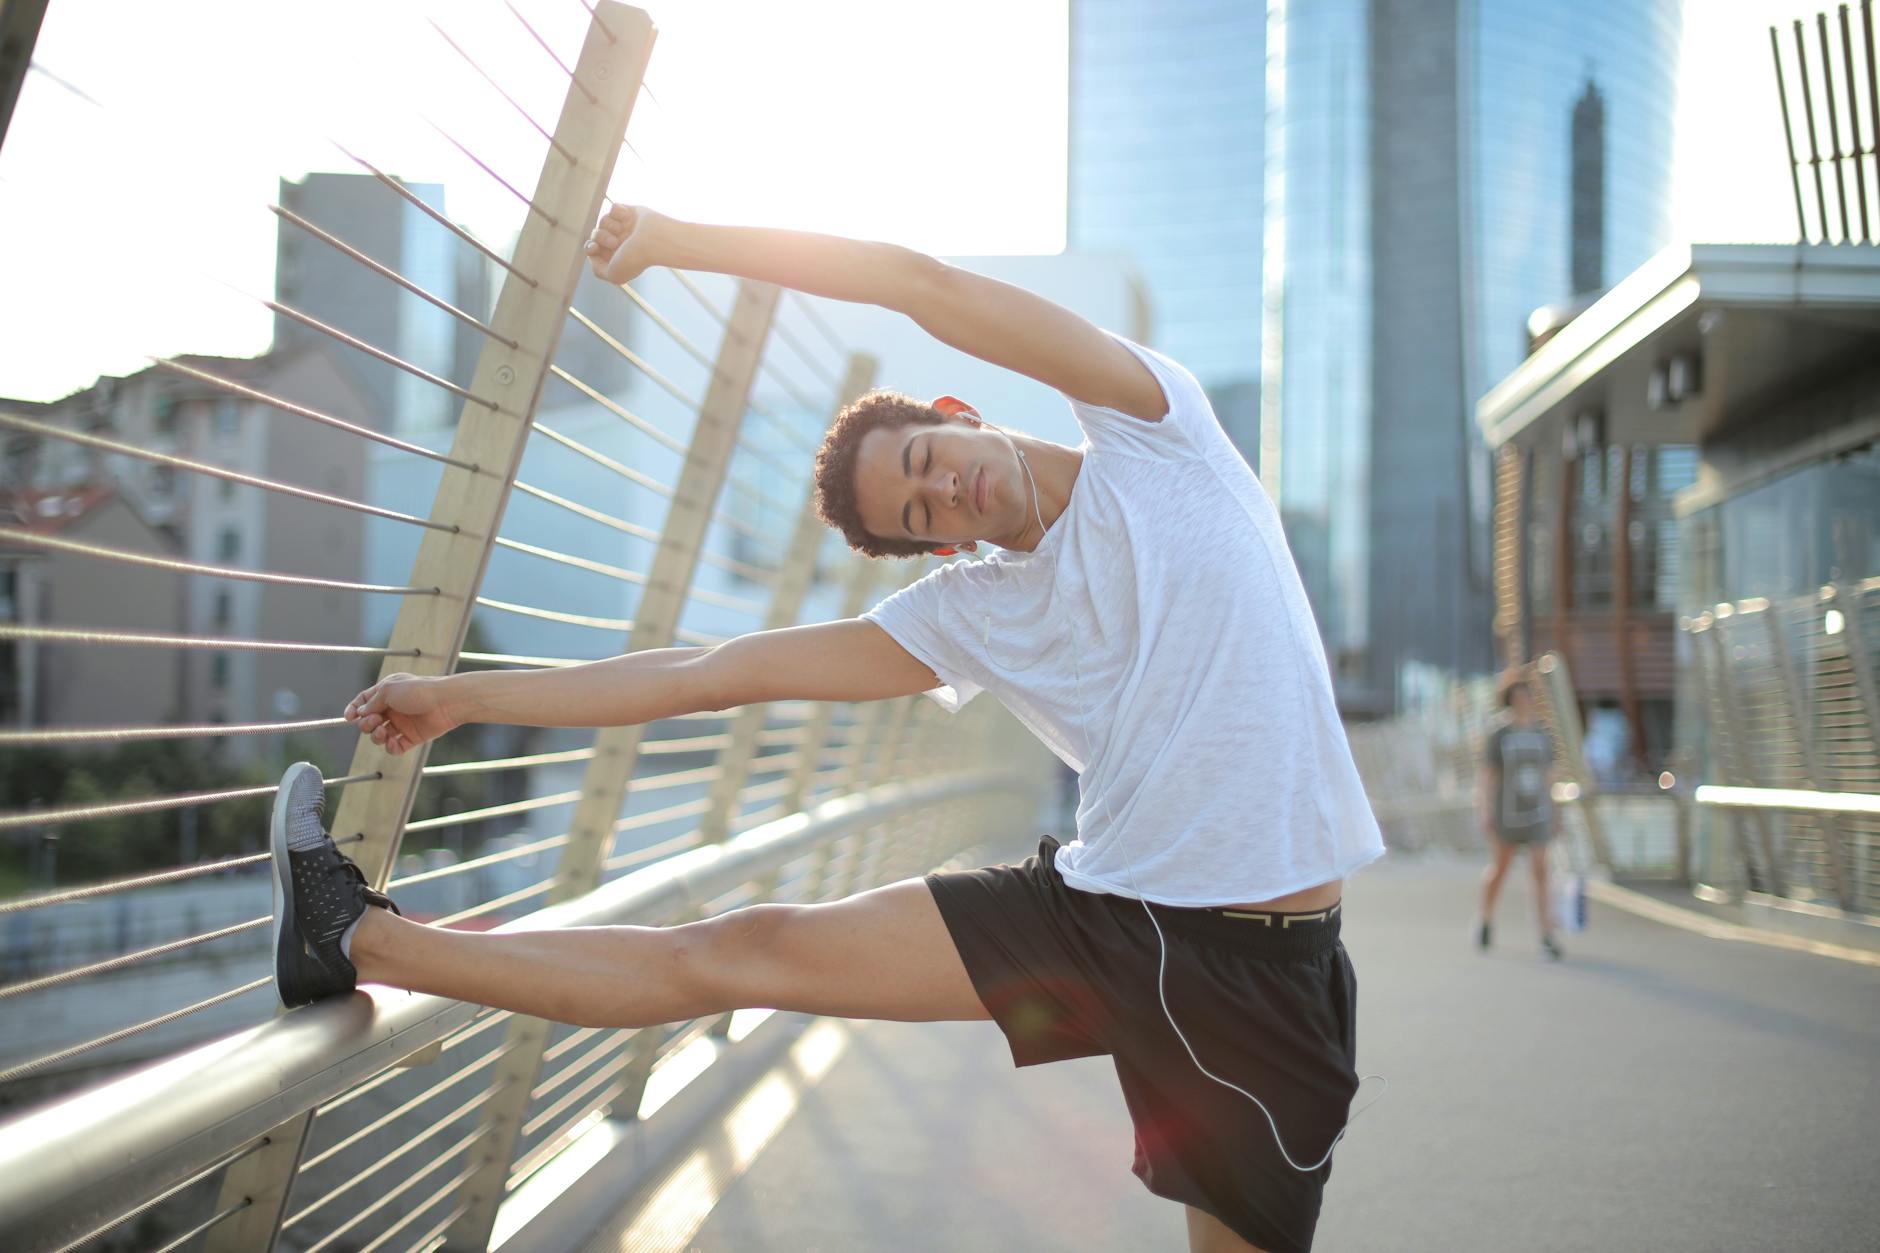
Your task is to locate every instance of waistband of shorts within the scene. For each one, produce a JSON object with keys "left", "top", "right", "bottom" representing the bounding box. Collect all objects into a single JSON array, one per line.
[
  {"left": 1040, "top": 837, "right": 1343, "bottom": 959},
  {"left": 1135, "top": 897, "right": 1343, "bottom": 958}
]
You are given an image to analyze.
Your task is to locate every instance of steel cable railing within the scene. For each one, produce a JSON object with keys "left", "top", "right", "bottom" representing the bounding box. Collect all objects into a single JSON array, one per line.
[
  {"left": 1682, "top": 576, "right": 1880, "bottom": 913},
  {"left": 0, "top": 5, "right": 1056, "bottom": 1252}
]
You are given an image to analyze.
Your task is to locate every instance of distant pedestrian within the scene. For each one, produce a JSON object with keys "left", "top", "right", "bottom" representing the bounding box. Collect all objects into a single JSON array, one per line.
[{"left": 1476, "top": 672, "right": 1562, "bottom": 959}]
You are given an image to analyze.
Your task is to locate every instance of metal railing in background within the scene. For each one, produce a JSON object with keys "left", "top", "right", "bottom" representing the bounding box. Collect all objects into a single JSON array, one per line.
[
  {"left": 0, "top": 4, "right": 1056, "bottom": 1250},
  {"left": 1345, "top": 673, "right": 1499, "bottom": 853},
  {"left": 1682, "top": 578, "right": 1880, "bottom": 915},
  {"left": 1346, "top": 655, "right": 1690, "bottom": 882}
]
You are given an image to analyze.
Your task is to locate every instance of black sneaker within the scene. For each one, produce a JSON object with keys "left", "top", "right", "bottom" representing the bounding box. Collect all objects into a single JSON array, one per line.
[
  {"left": 1541, "top": 933, "right": 1564, "bottom": 961},
  {"left": 1477, "top": 921, "right": 1492, "bottom": 951},
  {"left": 271, "top": 761, "right": 402, "bottom": 1009}
]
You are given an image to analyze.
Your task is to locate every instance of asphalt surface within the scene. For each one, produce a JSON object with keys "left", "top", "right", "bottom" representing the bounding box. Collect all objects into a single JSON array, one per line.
[{"left": 628, "top": 850, "right": 1880, "bottom": 1251}]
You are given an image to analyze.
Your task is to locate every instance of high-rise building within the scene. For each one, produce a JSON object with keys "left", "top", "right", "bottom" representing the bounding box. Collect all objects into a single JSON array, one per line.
[
  {"left": 1262, "top": 0, "right": 1680, "bottom": 714},
  {"left": 1069, "top": 0, "right": 1265, "bottom": 456}
]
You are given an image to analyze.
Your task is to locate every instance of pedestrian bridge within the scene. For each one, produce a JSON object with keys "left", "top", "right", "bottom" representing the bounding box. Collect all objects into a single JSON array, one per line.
[
  {"left": 0, "top": 4, "right": 1875, "bottom": 1250},
  {"left": 4, "top": 828, "right": 1874, "bottom": 1253}
]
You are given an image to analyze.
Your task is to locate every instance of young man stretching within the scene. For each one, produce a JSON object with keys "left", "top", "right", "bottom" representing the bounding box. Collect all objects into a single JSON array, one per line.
[{"left": 272, "top": 206, "right": 1385, "bottom": 1252}]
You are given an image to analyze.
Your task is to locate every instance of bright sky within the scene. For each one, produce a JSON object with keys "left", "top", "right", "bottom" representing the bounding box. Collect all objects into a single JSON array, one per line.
[{"left": 0, "top": 0, "right": 1846, "bottom": 402}]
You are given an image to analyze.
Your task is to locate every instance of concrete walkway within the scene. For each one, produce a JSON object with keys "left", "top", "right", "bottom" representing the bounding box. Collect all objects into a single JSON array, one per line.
[{"left": 594, "top": 851, "right": 1880, "bottom": 1251}]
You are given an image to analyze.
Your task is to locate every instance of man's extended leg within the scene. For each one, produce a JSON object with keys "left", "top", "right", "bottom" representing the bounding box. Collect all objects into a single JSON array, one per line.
[{"left": 347, "top": 879, "right": 990, "bottom": 1028}]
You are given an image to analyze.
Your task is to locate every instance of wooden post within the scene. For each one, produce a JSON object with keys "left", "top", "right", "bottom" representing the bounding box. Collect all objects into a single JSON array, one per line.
[
  {"left": 205, "top": 8, "right": 655, "bottom": 1251},
  {"left": 444, "top": 279, "right": 777, "bottom": 1253},
  {"left": 1551, "top": 450, "right": 1576, "bottom": 670},
  {"left": 1611, "top": 445, "right": 1650, "bottom": 772},
  {"left": 1491, "top": 443, "right": 1526, "bottom": 667},
  {"left": 699, "top": 354, "right": 876, "bottom": 842},
  {"left": 781, "top": 556, "right": 882, "bottom": 814}
]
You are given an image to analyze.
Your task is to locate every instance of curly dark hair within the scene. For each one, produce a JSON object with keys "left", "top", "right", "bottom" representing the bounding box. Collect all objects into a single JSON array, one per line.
[{"left": 813, "top": 389, "right": 946, "bottom": 559}]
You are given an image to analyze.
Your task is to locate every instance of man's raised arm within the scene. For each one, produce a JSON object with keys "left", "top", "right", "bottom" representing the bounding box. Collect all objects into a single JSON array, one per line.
[
  {"left": 586, "top": 207, "right": 1167, "bottom": 422},
  {"left": 345, "top": 620, "right": 938, "bottom": 756}
]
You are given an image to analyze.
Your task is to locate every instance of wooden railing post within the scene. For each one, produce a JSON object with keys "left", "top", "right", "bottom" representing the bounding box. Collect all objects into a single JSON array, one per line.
[
  {"left": 782, "top": 556, "right": 882, "bottom": 815},
  {"left": 443, "top": 278, "right": 778, "bottom": 1252},
  {"left": 699, "top": 353, "right": 876, "bottom": 843},
  {"left": 205, "top": 8, "right": 655, "bottom": 1250}
]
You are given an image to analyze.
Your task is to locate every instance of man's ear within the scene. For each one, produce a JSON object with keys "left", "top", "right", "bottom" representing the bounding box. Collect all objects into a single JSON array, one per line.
[{"left": 931, "top": 395, "right": 981, "bottom": 424}]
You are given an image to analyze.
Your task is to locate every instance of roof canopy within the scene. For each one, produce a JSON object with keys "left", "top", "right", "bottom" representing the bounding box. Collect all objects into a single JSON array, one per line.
[{"left": 1477, "top": 243, "right": 1880, "bottom": 451}]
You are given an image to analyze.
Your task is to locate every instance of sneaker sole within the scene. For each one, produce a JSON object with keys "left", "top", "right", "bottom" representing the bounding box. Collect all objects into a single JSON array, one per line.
[{"left": 271, "top": 761, "right": 321, "bottom": 1009}]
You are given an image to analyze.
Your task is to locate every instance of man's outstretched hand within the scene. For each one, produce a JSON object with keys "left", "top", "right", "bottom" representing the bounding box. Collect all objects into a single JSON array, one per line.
[
  {"left": 345, "top": 674, "right": 462, "bottom": 757},
  {"left": 585, "top": 204, "right": 661, "bottom": 285}
]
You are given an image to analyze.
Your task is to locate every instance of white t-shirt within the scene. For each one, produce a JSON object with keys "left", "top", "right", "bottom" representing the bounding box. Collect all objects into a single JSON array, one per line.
[{"left": 863, "top": 334, "right": 1385, "bottom": 906}]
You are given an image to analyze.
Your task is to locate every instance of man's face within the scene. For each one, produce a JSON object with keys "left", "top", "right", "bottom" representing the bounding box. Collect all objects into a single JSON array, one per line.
[{"left": 852, "top": 414, "right": 1029, "bottom": 551}]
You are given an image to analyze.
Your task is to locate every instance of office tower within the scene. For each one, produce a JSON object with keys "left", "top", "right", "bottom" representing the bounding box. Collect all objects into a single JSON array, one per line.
[
  {"left": 1263, "top": 0, "right": 1680, "bottom": 713},
  {"left": 1069, "top": 0, "right": 1265, "bottom": 457}
]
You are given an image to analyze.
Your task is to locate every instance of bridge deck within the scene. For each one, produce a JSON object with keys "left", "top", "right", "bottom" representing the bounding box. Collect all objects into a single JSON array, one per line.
[{"left": 577, "top": 852, "right": 1878, "bottom": 1252}]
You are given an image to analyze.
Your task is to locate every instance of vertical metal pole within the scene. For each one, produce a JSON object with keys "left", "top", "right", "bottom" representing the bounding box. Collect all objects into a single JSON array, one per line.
[
  {"left": 1772, "top": 27, "right": 1812, "bottom": 243},
  {"left": 1819, "top": 13, "right": 1852, "bottom": 242},
  {"left": 699, "top": 354, "right": 877, "bottom": 843},
  {"left": 1797, "top": 19, "right": 1833, "bottom": 242},
  {"left": 443, "top": 280, "right": 777, "bottom": 1253},
  {"left": 205, "top": 9, "right": 655, "bottom": 1252},
  {"left": 1551, "top": 450, "right": 1575, "bottom": 669},
  {"left": 1864, "top": 0, "right": 1880, "bottom": 243},
  {"left": 1839, "top": 4, "right": 1872, "bottom": 242}
]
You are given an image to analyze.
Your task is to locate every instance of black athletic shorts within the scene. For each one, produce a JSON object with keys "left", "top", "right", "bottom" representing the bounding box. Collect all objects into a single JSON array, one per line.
[{"left": 925, "top": 837, "right": 1359, "bottom": 1253}]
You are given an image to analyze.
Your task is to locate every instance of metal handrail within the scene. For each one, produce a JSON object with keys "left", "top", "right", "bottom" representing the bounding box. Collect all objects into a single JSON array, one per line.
[
  {"left": 1694, "top": 784, "right": 1880, "bottom": 816},
  {"left": 0, "top": 771, "right": 1033, "bottom": 1252}
]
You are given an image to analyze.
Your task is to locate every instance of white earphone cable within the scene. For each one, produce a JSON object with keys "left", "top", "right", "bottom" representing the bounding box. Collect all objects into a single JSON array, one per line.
[{"left": 984, "top": 429, "right": 1386, "bottom": 1174}]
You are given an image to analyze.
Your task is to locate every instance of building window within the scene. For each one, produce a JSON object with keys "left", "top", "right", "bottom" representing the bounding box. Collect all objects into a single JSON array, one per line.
[
  {"left": 219, "top": 476, "right": 236, "bottom": 502},
  {"left": 151, "top": 465, "right": 176, "bottom": 499},
  {"left": 214, "top": 400, "right": 239, "bottom": 441},
  {"left": 211, "top": 652, "right": 230, "bottom": 690},
  {"left": 213, "top": 589, "right": 232, "bottom": 631},
  {"left": 153, "top": 393, "right": 179, "bottom": 438},
  {"left": 218, "top": 527, "right": 240, "bottom": 563}
]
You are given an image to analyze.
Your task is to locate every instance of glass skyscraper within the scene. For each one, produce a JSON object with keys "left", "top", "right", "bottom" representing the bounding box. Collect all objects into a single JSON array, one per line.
[
  {"left": 1069, "top": 0, "right": 1266, "bottom": 455},
  {"left": 1262, "top": 0, "right": 1681, "bottom": 713}
]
